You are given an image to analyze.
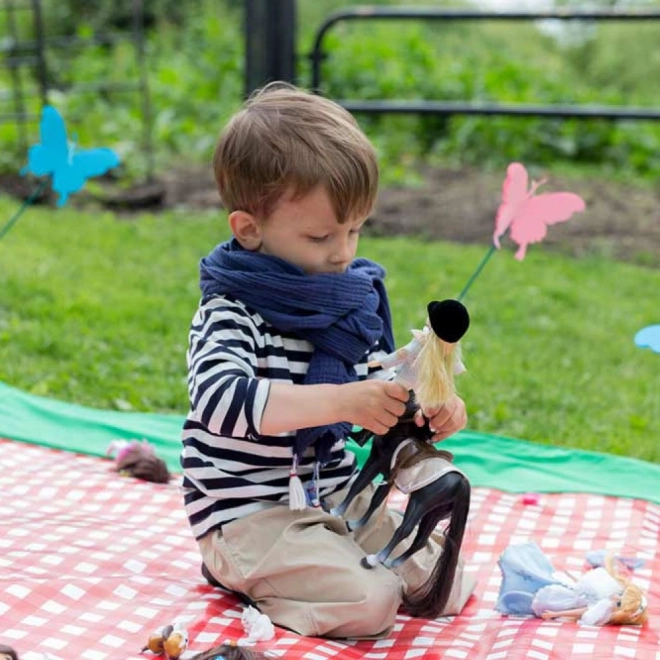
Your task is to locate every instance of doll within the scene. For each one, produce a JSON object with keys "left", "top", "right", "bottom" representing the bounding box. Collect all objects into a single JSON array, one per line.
[
  {"left": 329, "top": 299, "right": 471, "bottom": 618},
  {"left": 107, "top": 439, "right": 171, "bottom": 484},
  {"left": 372, "top": 298, "right": 469, "bottom": 412},
  {"left": 496, "top": 542, "right": 648, "bottom": 626},
  {"left": 351, "top": 298, "right": 470, "bottom": 448}
]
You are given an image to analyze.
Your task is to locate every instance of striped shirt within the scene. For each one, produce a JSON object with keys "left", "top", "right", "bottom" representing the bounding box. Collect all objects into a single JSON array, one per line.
[{"left": 180, "top": 293, "right": 388, "bottom": 540}]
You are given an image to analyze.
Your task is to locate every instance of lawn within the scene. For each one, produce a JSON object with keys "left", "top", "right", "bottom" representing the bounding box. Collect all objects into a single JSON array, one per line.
[{"left": 0, "top": 196, "right": 658, "bottom": 463}]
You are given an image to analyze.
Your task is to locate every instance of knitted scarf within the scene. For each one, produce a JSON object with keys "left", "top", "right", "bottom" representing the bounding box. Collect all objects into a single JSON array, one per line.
[{"left": 199, "top": 238, "right": 395, "bottom": 463}]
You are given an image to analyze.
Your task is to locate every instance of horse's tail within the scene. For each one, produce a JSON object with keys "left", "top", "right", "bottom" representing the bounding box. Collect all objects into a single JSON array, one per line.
[{"left": 403, "top": 472, "right": 471, "bottom": 618}]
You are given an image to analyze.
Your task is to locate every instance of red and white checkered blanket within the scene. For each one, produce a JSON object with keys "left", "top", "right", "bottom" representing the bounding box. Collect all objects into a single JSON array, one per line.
[{"left": 0, "top": 439, "right": 657, "bottom": 659}]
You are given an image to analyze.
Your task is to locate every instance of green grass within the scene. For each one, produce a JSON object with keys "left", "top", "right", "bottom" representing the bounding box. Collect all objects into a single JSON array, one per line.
[{"left": 1, "top": 196, "right": 659, "bottom": 464}]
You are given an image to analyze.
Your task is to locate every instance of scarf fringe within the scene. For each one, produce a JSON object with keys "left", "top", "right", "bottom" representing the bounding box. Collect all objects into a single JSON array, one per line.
[{"left": 288, "top": 456, "right": 307, "bottom": 511}]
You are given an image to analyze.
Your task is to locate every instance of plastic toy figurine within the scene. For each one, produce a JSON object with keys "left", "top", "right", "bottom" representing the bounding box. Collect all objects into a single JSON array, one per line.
[
  {"left": 373, "top": 298, "right": 469, "bottom": 412},
  {"left": 238, "top": 606, "right": 275, "bottom": 645},
  {"left": 330, "top": 398, "right": 470, "bottom": 618},
  {"left": 351, "top": 298, "right": 469, "bottom": 448},
  {"left": 141, "top": 622, "right": 189, "bottom": 659},
  {"left": 496, "top": 542, "right": 648, "bottom": 626}
]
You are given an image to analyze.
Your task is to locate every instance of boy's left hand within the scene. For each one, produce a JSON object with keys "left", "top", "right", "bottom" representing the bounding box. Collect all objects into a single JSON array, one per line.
[{"left": 414, "top": 394, "right": 467, "bottom": 442}]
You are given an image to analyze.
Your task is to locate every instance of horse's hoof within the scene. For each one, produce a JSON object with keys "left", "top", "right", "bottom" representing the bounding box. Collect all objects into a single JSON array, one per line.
[{"left": 361, "top": 555, "right": 378, "bottom": 569}]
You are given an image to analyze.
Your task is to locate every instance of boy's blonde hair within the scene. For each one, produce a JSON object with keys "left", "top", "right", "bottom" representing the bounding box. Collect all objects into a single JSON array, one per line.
[{"left": 213, "top": 83, "right": 379, "bottom": 222}]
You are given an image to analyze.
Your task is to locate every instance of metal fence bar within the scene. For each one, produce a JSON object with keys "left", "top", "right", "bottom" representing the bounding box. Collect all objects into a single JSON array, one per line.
[
  {"left": 0, "top": 82, "right": 143, "bottom": 97},
  {"left": 0, "top": 32, "right": 135, "bottom": 53},
  {"left": 310, "top": 7, "right": 660, "bottom": 121},
  {"left": 30, "top": 0, "right": 47, "bottom": 106},
  {"left": 4, "top": 0, "right": 28, "bottom": 151},
  {"left": 337, "top": 100, "right": 660, "bottom": 122},
  {"left": 133, "top": 0, "right": 153, "bottom": 181}
]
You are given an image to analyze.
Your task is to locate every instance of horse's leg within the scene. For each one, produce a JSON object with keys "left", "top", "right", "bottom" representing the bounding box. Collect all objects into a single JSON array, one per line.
[
  {"left": 385, "top": 502, "right": 443, "bottom": 568},
  {"left": 361, "top": 496, "right": 423, "bottom": 569},
  {"left": 329, "top": 441, "right": 385, "bottom": 517},
  {"left": 402, "top": 473, "right": 471, "bottom": 618},
  {"left": 345, "top": 480, "right": 391, "bottom": 531}
]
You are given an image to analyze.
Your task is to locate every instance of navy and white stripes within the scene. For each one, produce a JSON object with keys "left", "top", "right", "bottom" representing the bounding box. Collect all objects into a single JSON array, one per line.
[{"left": 181, "top": 294, "right": 382, "bottom": 540}]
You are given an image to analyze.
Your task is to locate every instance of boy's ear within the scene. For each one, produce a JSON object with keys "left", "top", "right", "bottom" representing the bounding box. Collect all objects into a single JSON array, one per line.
[{"left": 229, "top": 210, "right": 262, "bottom": 251}]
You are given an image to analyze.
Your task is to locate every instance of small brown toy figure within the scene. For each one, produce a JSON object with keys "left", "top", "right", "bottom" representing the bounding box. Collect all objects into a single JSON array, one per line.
[{"left": 141, "top": 622, "right": 188, "bottom": 659}]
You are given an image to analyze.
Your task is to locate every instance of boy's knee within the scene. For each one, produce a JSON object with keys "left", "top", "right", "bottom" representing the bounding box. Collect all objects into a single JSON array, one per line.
[{"left": 309, "top": 569, "right": 402, "bottom": 639}]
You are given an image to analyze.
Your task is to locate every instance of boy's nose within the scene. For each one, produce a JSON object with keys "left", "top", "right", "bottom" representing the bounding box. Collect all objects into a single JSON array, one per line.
[{"left": 331, "top": 239, "right": 354, "bottom": 265}]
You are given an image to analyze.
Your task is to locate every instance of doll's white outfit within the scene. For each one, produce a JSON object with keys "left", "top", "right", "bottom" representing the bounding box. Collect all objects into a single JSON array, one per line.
[{"left": 377, "top": 327, "right": 466, "bottom": 390}]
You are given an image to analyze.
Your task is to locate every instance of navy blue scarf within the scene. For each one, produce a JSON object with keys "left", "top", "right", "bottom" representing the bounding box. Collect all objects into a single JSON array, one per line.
[{"left": 199, "top": 238, "right": 395, "bottom": 463}]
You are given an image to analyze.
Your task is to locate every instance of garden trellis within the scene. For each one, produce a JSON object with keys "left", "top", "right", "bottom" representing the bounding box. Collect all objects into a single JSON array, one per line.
[{"left": 0, "top": 0, "right": 153, "bottom": 179}]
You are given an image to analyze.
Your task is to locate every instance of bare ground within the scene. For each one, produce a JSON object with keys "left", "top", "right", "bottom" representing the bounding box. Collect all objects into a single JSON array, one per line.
[{"left": 3, "top": 165, "right": 659, "bottom": 265}]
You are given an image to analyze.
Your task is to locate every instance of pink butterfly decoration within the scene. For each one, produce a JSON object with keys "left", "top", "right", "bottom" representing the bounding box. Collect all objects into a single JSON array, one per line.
[{"left": 493, "top": 162, "right": 586, "bottom": 261}]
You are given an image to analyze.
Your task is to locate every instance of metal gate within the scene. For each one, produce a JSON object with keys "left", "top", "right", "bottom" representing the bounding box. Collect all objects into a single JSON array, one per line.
[{"left": 309, "top": 6, "right": 660, "bottom": 122}]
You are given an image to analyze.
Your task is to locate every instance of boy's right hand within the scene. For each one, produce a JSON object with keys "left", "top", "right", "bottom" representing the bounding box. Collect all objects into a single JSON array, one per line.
[{"left": 338, "top": 380, "right": 409, "bottom": 435}]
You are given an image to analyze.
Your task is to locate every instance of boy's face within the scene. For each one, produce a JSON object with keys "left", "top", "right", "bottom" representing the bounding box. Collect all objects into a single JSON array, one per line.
[{"left": 234, "top": 185, "right": 366, "bottom": 275}]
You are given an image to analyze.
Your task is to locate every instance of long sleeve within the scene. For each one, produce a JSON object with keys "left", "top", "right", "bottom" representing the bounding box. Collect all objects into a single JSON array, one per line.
[{"left": 187, "top": 297, "right": 270, "bottom": 439}]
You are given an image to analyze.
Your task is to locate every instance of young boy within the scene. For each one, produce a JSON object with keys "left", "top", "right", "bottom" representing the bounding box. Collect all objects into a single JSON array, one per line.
[{"left": 181, "top": 84, "right": 474, "bottom": 639}]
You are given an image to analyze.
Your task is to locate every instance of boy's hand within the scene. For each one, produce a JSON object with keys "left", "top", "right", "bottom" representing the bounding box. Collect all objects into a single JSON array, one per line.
[
  {"left": 339, "top": 380, "right": 409, "bottom": 435},
  {"left": 415, "top": 394, "right": 467, "bottom": 442}
]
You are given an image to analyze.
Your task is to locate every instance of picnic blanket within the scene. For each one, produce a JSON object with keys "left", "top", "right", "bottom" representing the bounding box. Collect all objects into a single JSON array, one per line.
[{"left": 1, "top": 438, "right": 658, "bottom": 660}]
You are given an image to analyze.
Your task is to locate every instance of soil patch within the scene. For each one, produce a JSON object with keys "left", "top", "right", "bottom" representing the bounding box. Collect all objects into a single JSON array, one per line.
[{"left": 2, "top": 165, "right": 659, "bottom": 265}]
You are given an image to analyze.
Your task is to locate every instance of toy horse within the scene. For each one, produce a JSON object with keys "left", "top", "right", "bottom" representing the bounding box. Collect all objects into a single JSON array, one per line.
[{"left": 330, "top": 399, "right": 470, "bottom": 618}]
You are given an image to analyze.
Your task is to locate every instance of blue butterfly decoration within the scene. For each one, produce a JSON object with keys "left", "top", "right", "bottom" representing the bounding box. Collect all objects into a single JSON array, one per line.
[
  {"left": 20, "top": 105, "right": 120, "bottom": 207},
  {"left": 634, "top": 325, "right": 660, "bottom": 354}
]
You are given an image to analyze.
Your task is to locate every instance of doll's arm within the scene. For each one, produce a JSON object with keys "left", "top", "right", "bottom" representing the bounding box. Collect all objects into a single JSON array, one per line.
[
  {"left": 540, "top": 607, "right": 587, "bottom": 621},
  {"left": 368, "top": 346, "right": 410, "bottom": 370}
]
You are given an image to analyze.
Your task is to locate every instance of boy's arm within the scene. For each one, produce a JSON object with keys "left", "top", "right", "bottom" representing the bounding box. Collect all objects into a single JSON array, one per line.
[
  {"left": 261, "top": 380, "right": 409, "bottom": 438},
  {"left": 188, "top": 300, "right": 408, "bottom": 439}
]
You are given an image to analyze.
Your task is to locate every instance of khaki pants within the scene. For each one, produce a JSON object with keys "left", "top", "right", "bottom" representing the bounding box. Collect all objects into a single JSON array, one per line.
[{"left": 198, "top": 484, "right": 476, "bottom": 639}]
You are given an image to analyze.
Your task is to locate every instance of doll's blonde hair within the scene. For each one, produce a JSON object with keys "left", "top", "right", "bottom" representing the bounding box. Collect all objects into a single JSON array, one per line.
[
  {"left": 413, "top": 333, "right": 462, "bottom": 411},
  {"left": 604, "top": 554, "right": 648, "bottom": 625},
  {"left": 608, "top": 582, "right": 648, "bottom": 625}
]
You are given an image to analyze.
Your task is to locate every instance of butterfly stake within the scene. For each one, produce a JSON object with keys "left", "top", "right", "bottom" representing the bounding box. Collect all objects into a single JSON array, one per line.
[
  {"left": 634, "top": 325, "right": 660, "bottom": 354},
  {"left": 0, "top": 105, "right": 120, "bottom": 244},
  {"left": 458, "top": 162, "right": 586, "bottom": 301}
]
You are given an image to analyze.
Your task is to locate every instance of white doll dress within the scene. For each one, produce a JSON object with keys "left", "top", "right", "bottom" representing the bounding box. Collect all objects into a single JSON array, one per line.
[{"left": 531, "top": 567, "right": 621, "bottom": 625}]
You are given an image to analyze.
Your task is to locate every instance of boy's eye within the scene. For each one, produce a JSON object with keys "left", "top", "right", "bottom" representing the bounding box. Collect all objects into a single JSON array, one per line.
[{"left": 309, "top": 235, "right": 329, "bottom": 243}]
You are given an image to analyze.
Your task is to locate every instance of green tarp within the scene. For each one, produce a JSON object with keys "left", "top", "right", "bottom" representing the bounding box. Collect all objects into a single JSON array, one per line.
[{"left": 1, "top": 380, "right": 658, "bottom": 503}]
